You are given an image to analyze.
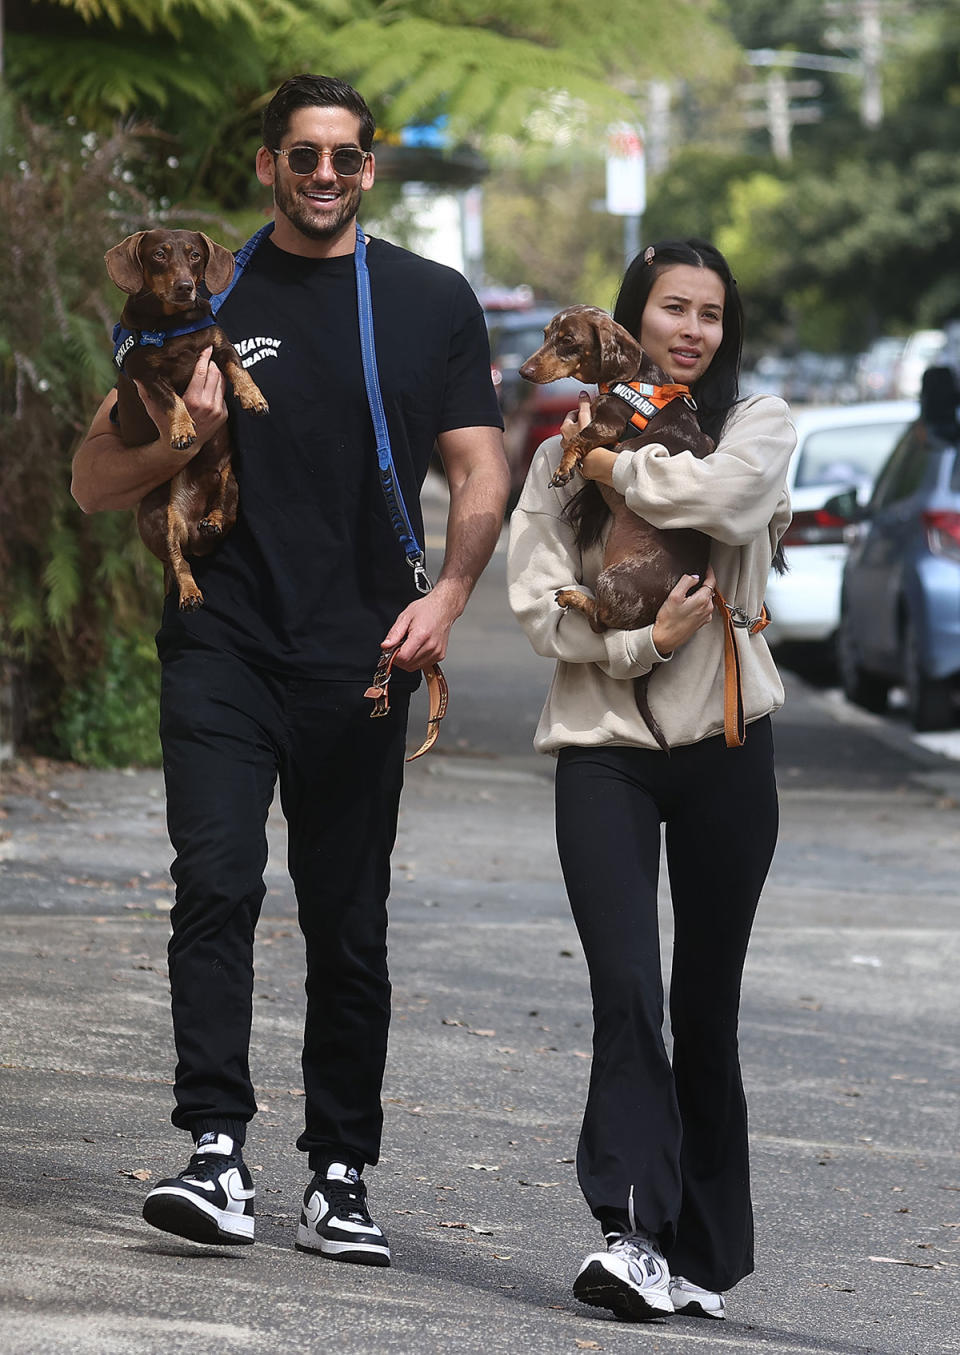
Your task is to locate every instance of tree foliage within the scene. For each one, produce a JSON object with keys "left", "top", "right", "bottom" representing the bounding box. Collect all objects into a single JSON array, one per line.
[
  {"left": 0, "top": 105, "right": 167, "bottom": 756},
  {"left": 3, "top": 0, "right": 960, "bottom": 761}
]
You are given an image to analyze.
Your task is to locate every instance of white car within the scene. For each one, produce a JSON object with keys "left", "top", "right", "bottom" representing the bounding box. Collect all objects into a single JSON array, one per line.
[{"left": 764, "top": 400, "right": 918, "bottom": 650}]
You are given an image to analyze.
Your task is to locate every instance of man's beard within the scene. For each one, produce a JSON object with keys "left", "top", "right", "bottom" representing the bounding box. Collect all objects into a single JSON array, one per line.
[{"left": 274, "top": 176, "right": 362, "bottom": 240}]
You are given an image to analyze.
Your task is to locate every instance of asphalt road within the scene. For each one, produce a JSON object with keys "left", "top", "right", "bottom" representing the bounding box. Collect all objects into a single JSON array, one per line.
[{"left": 1, "top": 485, "right": 958, "bottom": 1354}]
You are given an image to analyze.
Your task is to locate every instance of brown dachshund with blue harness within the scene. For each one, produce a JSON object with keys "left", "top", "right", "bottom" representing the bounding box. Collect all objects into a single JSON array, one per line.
[{"left": 106, "top": 228, "right": 269, "bottom": 610}]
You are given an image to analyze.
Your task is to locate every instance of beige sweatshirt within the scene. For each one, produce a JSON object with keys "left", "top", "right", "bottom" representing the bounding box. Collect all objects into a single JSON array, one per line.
[{"left": 506, "top": 394, "right": 796, "bottom": 754}]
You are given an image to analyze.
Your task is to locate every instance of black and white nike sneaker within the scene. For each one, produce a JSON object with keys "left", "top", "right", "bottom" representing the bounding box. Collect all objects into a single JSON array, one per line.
[
  {"left": 295, "top": 1162, "right": 390, "bottom": 1266},
  {"left": 142, "top": 1133, "right": 255, "bottom": 1246}
]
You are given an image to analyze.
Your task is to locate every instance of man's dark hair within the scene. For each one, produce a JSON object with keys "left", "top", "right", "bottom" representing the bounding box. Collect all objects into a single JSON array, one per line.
[{"left": 261, "top": 74, "right": 376, "bottom": 152}]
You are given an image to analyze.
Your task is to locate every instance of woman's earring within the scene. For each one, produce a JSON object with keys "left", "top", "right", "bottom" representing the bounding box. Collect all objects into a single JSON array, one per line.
[{"left": 643, "top": 246, "right": 656, "bottom": 265}]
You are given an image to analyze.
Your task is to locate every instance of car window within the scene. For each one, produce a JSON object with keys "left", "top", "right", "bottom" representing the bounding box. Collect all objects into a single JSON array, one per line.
[
  {"left": 868, "top": 425, "right": 931, "bottom": 509},
  {"left": 488, "top": 323, "right": 550, "bottom": 370},
  {"left": 794, "top": 421, "right": 910, "bottom": 494}
]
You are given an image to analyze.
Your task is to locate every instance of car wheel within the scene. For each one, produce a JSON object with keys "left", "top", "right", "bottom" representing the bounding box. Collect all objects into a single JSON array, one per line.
[
  {"left": 837, "top": 606, "right": 889, "bottom": 713},
  {"left": 903, "top": 614, "right": 955, "bottom": 732}
]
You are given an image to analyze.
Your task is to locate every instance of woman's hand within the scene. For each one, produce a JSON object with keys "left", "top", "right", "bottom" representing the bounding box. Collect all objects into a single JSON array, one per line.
[
  {"left": 651, "top": 565, "right": 718, "bottom": 656},
  {"left": 133, "top": 346, "right": 228, "bottom": 450},
  {"left": 560, "top": 391, "right": 617, "bottom": 487}
]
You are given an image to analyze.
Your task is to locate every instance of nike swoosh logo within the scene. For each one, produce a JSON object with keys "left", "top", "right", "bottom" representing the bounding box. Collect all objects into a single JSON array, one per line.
[{"left": 304, "top": 1191, "right": 327, "bottom": 1225}]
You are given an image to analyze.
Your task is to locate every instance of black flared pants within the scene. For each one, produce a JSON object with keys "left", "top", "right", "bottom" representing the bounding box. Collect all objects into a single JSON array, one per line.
[
  {"left": 555, "top": 718, "right": 778, "bottom": 1292},
  {"left": 158, "top": 644, "right": 409, "bottom": 1170}
]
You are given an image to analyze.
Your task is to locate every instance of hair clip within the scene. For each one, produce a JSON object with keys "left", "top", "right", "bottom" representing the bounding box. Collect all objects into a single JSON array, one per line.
[{"left": 643, "top": 246, "right": 656, "bottom": 265}]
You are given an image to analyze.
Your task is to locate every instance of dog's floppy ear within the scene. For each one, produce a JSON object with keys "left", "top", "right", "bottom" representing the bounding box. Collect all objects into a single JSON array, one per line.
[
  {"left": 594, "top": 312, "right": 644, "bottom": 380},
  {"left": 104, "top": 233, "right": 147, "bottom": 294},
  {"left": 199, "top": 234, "right": 237, "bottom": 295}
]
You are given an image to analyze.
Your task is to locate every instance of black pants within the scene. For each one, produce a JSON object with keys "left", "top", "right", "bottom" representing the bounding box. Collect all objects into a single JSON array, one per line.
[
  {"left": 158, "top": 644, "right": 409, "bottom": 1170},
  {"left": 555, "top": 718, "right": 778, "bottom": 1292}
]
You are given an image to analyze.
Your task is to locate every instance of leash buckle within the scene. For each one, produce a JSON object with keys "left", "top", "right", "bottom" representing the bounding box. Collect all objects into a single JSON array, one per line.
[{"left": 364, "top": 650, "right": 394, "bottom": 718}]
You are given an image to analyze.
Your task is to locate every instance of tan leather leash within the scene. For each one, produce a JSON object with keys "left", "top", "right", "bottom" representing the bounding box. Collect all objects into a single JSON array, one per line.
[
  {"left": 364, "top": 646, "right": 449, "bottom": 761},
  {"left": 712, "top": 586, "right": 770, "bottom": 748}
]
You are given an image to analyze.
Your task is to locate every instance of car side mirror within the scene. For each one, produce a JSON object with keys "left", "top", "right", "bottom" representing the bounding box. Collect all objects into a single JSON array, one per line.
[
  {"left": 921, "top": 365, "right": 960, "bottom": 434},
  {"left": 822, "top": 487, "right": 864, "bottom": 522}
]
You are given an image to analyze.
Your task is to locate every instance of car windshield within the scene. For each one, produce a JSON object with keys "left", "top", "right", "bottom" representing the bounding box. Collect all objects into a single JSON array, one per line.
[{"left": 794, "top": 420, "right": 910, "bottom": 493}]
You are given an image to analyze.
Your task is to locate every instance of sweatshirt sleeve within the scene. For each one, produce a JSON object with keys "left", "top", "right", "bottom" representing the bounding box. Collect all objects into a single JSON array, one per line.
[
  {"left": 506, "top": 441, "right": 670, "bottom": 680},
  {"left": 609, "top": 395, "right": 796, "bottom": 545}
]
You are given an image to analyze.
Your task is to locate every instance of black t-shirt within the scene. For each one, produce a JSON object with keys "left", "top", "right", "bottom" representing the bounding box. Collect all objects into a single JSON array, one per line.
[{"left": 155, "top": 235, "right": 502, "bottom": 682}]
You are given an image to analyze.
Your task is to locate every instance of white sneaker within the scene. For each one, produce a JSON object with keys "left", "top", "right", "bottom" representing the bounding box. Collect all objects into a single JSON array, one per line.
[
  {"left": 573, "top": 1233, "right": 674, "bottom": 1320},
  {"left": 142, "top": 1133, "right": 255, "bottom": 1246},
  {"left": 295, "top": 1163, "right": 390, "bottom": 1266},
  {"left": 670, "top": 1275, "right": 725, "bottom": 1319}
]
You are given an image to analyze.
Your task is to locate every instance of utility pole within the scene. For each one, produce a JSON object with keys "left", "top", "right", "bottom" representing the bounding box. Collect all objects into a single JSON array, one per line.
[
  {"left": 742, "top": 61, "right": 825, "bottom": 162},
  {"left": 646, "top": 80, "right": 672, "bottom": 177},
  {"left": 744, "top": 48, "right": 868, "bottom": 158},
  {"left": 825, "top": 0, "right": 888, "bottom": 128}
]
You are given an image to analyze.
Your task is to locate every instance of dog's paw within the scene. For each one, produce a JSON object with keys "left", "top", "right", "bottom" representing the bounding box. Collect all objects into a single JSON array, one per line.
[
  {"left": 555, "top": 589, "right": 574, "bottom": 608},
  {"left": 549, "top": 469, "right": 573, "bottom": 488},
  {"left": 245, "top": 395, "right": 269, "bottom": 415},
  {"left": 178, "top": 589, "right": 204, "bottom": 611},
  {"left": 198, "top": 517, "right": 222, "bottom": 538},
  {"left": 170, "top": 431, "right": 197, "bottom": 451}
]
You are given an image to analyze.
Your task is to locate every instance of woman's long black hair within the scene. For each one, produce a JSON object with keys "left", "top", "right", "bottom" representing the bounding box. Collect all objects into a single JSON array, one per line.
[{"left": 567, "top": 237, "right": 744, "bottom": 550}]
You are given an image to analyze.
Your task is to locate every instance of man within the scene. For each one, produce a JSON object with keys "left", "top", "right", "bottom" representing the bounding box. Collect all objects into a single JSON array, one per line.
[{"left": 71, "top": 74, "right": 508, "bottom": 1264}]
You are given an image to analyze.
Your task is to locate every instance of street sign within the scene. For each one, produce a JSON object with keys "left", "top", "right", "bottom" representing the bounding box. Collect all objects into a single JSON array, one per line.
[{"left": 606, "top": 123, "right": 646, "bottom": 217}]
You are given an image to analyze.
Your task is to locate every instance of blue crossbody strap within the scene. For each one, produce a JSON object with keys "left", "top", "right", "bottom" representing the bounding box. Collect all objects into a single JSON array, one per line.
[
  {"left": 353, "top": 225, "right": 432, "bottom": 593},
  {"left": 208, "top": 220, "right": 431, "bottom": 594},
  {"left": 208, "top": 223, "right": 275, "bottom": 315}
]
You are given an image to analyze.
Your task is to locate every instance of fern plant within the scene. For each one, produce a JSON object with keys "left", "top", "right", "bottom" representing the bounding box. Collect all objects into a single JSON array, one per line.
[{"left": 0, "top": 104, "right": 165, "bottom": 762}]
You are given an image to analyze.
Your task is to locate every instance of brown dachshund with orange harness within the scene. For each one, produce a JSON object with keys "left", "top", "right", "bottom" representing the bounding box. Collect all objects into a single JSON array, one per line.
[
  {"left": 519, "top": 304, "right": 715, "bottom": 751},
  {"left": 106, "top": 228, "right": 269, "bottom": 610}
]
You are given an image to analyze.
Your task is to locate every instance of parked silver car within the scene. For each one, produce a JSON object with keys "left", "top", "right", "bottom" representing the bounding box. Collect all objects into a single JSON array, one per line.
[{"left": 765, "top": 401, "right": 918, "bottom": 654}]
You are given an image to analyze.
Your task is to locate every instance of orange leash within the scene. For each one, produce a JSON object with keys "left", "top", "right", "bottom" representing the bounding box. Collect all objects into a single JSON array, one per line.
[
  {"left": 364, "top": 646, "right": 449, "bottom": 761},
  {"left": 713, "top": 587, "right": 770, "bottom": 748}
]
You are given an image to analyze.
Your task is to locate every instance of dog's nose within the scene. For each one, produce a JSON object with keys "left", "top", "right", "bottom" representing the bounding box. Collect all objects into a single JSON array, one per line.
[{"left": 172, "top": 280, "right": 195, "bottom": 300}]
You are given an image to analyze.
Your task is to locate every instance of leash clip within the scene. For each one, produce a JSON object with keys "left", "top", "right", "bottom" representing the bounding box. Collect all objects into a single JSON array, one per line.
[
  {"left": 726, "top": 603, "right": 765, "bottom": 631},
  {"left": 409, "top": 556, "right": 433, "bottom": 595}
]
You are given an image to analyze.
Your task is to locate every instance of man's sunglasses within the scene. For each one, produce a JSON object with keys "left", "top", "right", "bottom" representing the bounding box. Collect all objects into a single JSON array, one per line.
[{"left": 272, "top": 145, "right": 370, "bottom": 177}]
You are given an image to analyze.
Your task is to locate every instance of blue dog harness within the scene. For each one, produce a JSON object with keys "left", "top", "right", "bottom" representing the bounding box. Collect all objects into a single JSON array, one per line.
[{"left": 112, "top": 316, "right": 217, "bottom": 372}]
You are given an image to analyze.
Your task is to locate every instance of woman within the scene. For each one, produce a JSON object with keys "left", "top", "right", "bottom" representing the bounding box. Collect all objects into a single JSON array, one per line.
[{"left": 507, "top": 239, "right": 795, "bottom": 1322}]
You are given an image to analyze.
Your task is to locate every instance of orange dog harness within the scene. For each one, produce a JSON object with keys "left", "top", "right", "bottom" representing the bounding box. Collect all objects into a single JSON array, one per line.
[{"left": 599, "top": 379, "right": 696, "bottom": 432}]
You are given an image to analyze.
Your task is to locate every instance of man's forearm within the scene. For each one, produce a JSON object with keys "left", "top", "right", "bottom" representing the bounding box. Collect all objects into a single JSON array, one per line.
[
  {"left": 435, "top": 458, "right": 509, "bottom": 614},
  {"left": 71, "top": 393, "right": 195, "bottom": 513}
]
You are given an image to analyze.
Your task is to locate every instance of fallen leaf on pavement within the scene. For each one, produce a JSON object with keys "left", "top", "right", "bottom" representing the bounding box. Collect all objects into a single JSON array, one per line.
[
  {"left": 869, "top": 1255, "right": 939, "bottom": 1269},
  {"left": 119, "top": 1168, "right": 151, "bottom": 1181},
  {"left": 466, "top": 1164, "right": 501, "bottom": 1171},
  {"left": 519, "top": 1180, "right": 559, "bottom": 1188},
  {"left": 439, "top": 1221, "right": 494, "bottom": 1234}
]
